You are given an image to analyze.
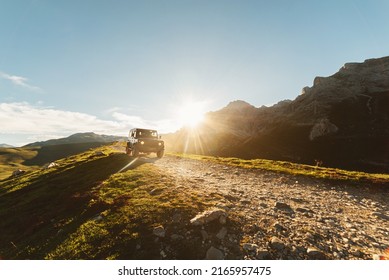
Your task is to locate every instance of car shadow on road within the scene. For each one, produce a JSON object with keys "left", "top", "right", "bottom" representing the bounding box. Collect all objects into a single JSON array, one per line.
[{"left": 117, "top": 155, "right": 161, "bottom": 173}]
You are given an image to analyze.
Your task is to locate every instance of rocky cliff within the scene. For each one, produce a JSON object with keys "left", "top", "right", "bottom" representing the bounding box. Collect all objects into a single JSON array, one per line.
[{"left": 166, "top": 56, "right": 389, "bottom": 173}]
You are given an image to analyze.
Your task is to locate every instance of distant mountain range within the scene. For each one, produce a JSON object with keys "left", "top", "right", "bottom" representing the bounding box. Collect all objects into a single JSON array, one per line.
[
  {"left": 0, "top": 144, "right": 14, "bottom": 148},
  {"left": 165, "top": 56, "right": 389, "bottom": 173},
  {"left": 24, "top": 132, "right": 126, "bottom": 147},
  {"left": 0, "top": 132, "right": 127, "bottom": 180}
]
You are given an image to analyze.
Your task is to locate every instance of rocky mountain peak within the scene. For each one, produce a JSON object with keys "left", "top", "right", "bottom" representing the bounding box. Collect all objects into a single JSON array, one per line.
[
  {"left": 224, "top": 100, "right": 255, "bottom": 111},
  {"left": 301, "top": 56, "right": 389, "bottom": 97},
  {"left": 167, "top": 55, "right": 389, "bottom": 172}
]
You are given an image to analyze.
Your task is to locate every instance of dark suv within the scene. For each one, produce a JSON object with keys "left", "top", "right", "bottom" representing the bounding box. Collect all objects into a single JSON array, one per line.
[{"left": 126, "top": 128, "right": 164, "bottom": 158}]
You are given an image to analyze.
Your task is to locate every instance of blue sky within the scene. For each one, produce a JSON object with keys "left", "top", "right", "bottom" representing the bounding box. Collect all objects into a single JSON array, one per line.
[{"left": 1, "top": 0, "right": 389, "bottom": 145}]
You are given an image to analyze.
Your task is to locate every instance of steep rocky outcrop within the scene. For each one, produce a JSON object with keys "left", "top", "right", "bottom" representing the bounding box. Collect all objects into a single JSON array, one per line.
[{"left": 166, "top": 56, "right": 389, "bottom": 172}]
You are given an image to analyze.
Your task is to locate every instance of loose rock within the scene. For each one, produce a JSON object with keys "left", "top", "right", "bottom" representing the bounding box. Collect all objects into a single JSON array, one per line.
[
  {"left": 307, "top": 247, "right": 326, "bottom": 259},
  {"left": 269, "top": 237, "right": 285, "bottom": 250},
  {"left": 372, "top": 212, "right": 389, "bottom": 221},
  {"left": 216, "top": 227, "right": 228, "bottom": 240},
  {"left": 190, "top": 209, "right": 227, "bottom": 226},
  {"left": 205, "top": 246, "right": 224, "bottom": 260},
  {"left": 274, "top": 202, "right": 294, "bottom": 213},
  {"left": 153, "top": 225, "right": 166, "bottom": 238},
  {"left": 242, "top": 243, "right": 258, "bottom": 251}
]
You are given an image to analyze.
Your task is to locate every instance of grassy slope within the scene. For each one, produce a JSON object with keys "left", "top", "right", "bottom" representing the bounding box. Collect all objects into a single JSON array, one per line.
[
  {"left": 0, "top": 142, "right": 108, "bottom": 180},
  {"left": 1, "top": 145, "right": 388, "bottom": 259},
  {"left": 0, "top": 145, "right": 224, "bottom": 259},
  {"left": 0, "top": 147, "right": 38, "bottom": 180}
]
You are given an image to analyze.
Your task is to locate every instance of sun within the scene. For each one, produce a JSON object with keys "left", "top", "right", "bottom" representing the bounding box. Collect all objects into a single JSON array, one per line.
[{"left": 177, "top": 101, "right": 206, "bottom": 127}]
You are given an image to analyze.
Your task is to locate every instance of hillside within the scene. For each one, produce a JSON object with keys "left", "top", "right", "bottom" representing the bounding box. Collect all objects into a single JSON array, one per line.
[
  {"left": 1, "top": 144, "right": 388, "bottom": 260},
  {"left": 24, "top": 132, "right": 125, "bottom": 147},
  {"left": 0, "top": 143, "right": 114, "bottom": 181},
  {"left": 0, "top": 144, "right": 14, "bottom": 148},
  {"left": 165, "top": 56, "right": 389, "bottom": 173},
  {"left": 0, "top": 133, "right": 126, "bottom": 180}
]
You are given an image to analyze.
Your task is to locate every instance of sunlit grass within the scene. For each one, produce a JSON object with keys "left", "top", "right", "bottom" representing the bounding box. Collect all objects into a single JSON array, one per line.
[
  {"left": 0, "top": 147, "right": 39, "bottom": 180},
  {"left": 169, "top": 153, "right": 389, "bottom": 185},
  {"left": 0, "top": 144, "right": 218, "bottom": 259}
]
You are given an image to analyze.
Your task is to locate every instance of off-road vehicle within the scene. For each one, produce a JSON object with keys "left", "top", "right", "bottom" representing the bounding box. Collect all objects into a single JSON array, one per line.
[{"left": 126, "top": 128, "right": 164, "bottom": 158}]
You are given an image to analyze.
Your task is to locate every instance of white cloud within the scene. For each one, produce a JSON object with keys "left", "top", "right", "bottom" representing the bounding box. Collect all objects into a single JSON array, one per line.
[
  {"left": 0, "top": 71, "right": 42, "bottom": 92},
  {"left": 112, "top": 112, "right": 153, "bottom": 128},
  {"left": 0, "top": 102, "right": 123, "bottom": 135},
  {"left": 112, "top": 112, "right": 180, "bottom": 133},
  {"left": 0, "top": 102, "right": 179, "bottom": 145}
]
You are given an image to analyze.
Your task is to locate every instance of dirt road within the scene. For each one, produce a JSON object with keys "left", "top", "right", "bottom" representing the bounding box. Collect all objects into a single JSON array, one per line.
[{"left": 150, "top": 154, "right": 389, "bottom": 260}]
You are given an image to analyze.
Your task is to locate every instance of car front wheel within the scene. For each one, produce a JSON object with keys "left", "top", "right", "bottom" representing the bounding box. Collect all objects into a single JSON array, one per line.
[{"left": 157, "top": 150, "right": 164, "bottom": 158}]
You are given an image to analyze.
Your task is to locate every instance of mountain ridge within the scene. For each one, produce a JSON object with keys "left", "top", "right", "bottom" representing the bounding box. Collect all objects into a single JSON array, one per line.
[
  {"left": 0, "top": 144, "right": 14, "bottom": 148},
  {"left": 24, "top": 132, "right": 126, "bottom": 147},
  {"left": 166, "top": 56, "right": 389, "bottom": 173}
]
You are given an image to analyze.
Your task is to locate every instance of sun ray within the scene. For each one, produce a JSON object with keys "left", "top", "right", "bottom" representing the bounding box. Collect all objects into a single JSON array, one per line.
[{"left": 177, "top": 101, "right": 207, "bottom": 128}]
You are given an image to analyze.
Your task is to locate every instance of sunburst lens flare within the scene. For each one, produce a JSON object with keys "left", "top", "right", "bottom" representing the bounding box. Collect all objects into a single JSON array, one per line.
[{"left": 177, "top": 101, "right": 207, "bottom": 128}]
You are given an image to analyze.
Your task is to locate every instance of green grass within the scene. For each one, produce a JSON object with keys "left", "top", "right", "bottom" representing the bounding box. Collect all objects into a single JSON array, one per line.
[
  {"left": 0, "top": 145, "right": 221, "bottom": 259},
  {"left": 0, "top": 147, "right": 39, "bottom": 180},
  {"left": 0, "top": 142, "right": 109, "bottom": 180},
  {"left": 169, "top": 153, "right": 389, "bottom": 185},
  {"left": 3, "top": 143, "right": 385, "bottom": 260}
]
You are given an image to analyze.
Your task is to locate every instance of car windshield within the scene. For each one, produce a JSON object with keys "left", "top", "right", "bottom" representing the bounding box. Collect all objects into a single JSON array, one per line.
[{"left": 136, "top": 129, "right": 158, "bottom": 139}]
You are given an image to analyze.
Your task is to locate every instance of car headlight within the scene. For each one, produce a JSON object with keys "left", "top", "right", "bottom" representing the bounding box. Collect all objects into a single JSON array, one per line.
[
  {"left": 158, "top": 142, "right": 162, "bottom": 146},
  {"left": 140, "top": 141, "right": 144, "bottom": 145}
]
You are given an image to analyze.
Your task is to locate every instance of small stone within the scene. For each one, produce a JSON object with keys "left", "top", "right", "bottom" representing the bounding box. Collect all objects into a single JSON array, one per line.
[
  {"left": 274, "top": 202, "right": 294, "bottom": 213},
  {"left": 326, "top": 220, "right": 336, "bottom": 227},
  {"left": 190, "top": 209, "right": 227, "bottom": 226},
  {"left": 160, "top": 250, "right": 167, "bottom": 258},
  {"left": 205, "top": 246, "right": 224, "bottom": 260},
  {"left": 240, "top": 199, "right": 251, "bottom": 204},
  {"left": 256, "top": 249, "right": 271, "bottom": 260},
  {"left": 200, "top": 230, "right": 208, "bottom": 240},
  {"left": 153, "top": 225, "right": 166, "bottom": 238},
  {"left": 242, "top": 243, "right": 258, "bottom": 251},
  {"left": 92, "top": 215, "right": 104, "bottom": 222},
  {"left": 307, "top": 247, "right": 326, "bottom": 259},
  {"left": 273, "top": 222, "right": 286, "bottom": 232},
  {"left": 305, "top": 232, "right": 314, "bottom": 240},
  {"left": 46, "top": 162, "right": 58, "bottom": 168},
  {"left": 216, "top": 227, "right": 228, "bottom": 239},
  {"left": 350, "top": 249, "right": 363, "bottom": 258},
  {"left": 12, "top": 169, "right": 26, "bottom": 177},
  {"left": 372, "top": 212, "right": 389, "bottom": 221},
  {"left": 219, "top": 215, "right": 227, "bottom": 225},
  {"left": 172, "top": 213, "right": 182, "bottom": 223},
  {"left": 296, "top": 207, "right": 313, "bottom": 213},
  {"left": 170, "top": 234, "right": 184, "bottom": 241},
  {"left": 269, "top": 237, "right": 285, "bottom": 250},
  {"left": 291, "top": 197, "right": 304, "bottom": 203}
]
